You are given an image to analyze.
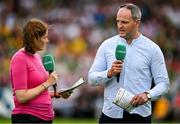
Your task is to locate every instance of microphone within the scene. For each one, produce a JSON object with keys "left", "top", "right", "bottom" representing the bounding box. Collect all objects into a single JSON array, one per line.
[
  {"left": 42, "top": 54, "right": 57, "bottom": 92},
  {"left": 115, "top": 44, "right": 126, "bottom": 82}
]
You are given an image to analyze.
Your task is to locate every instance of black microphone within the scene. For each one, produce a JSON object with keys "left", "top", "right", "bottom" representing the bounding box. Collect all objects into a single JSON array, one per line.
[
  {"left": 115, "top": 44, "right": 126, "bottom": 82},
  {"left": 42, "top": 54, "right": 57, "bottom": 92}
]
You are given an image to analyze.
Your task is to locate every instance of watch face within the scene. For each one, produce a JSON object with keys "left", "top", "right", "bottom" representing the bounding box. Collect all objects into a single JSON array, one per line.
[{"left": 147, "top": 93, "right": 151, "bottom": 99}]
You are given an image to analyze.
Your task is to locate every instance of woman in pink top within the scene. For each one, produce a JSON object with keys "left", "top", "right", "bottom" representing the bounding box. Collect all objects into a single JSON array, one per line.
[{"left": 10, "top": 19, "right": 71, "bottom": 123}]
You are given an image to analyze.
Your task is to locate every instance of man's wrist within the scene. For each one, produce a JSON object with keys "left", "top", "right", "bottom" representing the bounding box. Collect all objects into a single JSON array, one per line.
[
  {"left": 144, "top": 92, "right": 151, "bottom": 100},
  {"left": 107, "top": 69, "right": 112, "bottom": 78}
]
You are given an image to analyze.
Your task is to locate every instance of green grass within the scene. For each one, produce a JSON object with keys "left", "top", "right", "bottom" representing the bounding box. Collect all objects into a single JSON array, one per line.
[
  {"left": 53, "top": 117, "right": 98, "bottom": 124},
  {"left": 0, "top": 117, "right": 11, "bottom": 123},
  {"left": 1, "top": 117, "right": 179, "bottom": 124},
  {"left": 0, "top": 117, "right": 98, "bottom": 124}
]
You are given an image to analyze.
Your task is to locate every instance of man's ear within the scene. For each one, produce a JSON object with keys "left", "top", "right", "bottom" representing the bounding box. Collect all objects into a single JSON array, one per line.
[{"left": 135, "top": 20, "right": 140, "bottom": 27}]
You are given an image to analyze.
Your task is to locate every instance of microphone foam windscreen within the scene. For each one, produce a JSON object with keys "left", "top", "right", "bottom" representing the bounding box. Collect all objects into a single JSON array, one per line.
[
  {"left": 42, "top": 54, "right": 55, "bottom": 72},
  {"left": 115, "top": 44, "right": 126, "bottom": 61}
]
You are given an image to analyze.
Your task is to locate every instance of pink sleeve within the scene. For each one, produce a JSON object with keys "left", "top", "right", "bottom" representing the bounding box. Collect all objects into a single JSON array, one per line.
[
  {"left": 11, "top": 55, "right": 28, "bottom": 90},
  {"left": 36, "top": 54, "right": 43, "bottom": 64}
]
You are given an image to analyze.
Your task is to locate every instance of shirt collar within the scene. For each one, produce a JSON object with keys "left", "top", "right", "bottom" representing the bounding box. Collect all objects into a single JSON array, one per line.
[{"left": 118, "top": 34, "right": 142, "bottom": 46}]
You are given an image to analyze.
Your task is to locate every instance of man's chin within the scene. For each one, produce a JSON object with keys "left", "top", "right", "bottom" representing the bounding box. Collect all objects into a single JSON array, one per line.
[{"left": 119, "top": 34, "right": 126, "bottom": 38}]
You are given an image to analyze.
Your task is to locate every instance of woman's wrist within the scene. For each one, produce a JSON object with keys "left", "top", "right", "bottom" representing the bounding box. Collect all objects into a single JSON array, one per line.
[
  {"left": 42, "top": 82, "right": 49, "bottom": 89},
  {"left": 41, "top": 83, "right": 47, "bottom": 90}
]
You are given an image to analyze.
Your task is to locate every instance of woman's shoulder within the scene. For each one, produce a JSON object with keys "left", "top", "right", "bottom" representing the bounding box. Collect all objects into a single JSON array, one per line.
[
  {"left": 12, "top": 49, "right": 26, "bottom": 57},
  {"left": 11, "top": 49, "right": 29, "bottom": 63}
]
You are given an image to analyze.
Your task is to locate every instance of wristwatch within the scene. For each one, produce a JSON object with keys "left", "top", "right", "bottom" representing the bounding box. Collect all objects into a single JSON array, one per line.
[{"left": 144, "top": 92, "right": 151, "bottom": 100}]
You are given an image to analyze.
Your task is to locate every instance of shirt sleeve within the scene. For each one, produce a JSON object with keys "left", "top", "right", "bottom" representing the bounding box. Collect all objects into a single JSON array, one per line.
[
  {"left": 11, "top": 54, "right": 28, "bottom": 90},
  {"left": 88, "top": 42, "right": 113, "bottom": 86},
  {"left": 148, "top": 46, "right": 170, "bottom": 101}
]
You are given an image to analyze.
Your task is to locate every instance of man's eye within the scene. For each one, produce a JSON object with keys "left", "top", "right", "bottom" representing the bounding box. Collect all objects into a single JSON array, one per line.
[{"left": 122, "top": 21, "right": 128, "bottom": 24}]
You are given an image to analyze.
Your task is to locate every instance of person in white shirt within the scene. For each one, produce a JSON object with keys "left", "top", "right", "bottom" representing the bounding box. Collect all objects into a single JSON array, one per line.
[{"left": 88, "top": 3, "right": 169, "bottom": 123}]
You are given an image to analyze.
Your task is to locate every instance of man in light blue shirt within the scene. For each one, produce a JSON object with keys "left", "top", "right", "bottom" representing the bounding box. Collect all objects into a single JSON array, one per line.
[{"left": 88, "top": 3, "right": 169, "bottom": 123}]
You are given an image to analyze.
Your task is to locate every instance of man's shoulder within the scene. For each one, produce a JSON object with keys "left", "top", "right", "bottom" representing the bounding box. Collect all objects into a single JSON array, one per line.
[
  {"left": 141, "top": 35, "right": 160, "bottom": 48},
  {"left": 102, "top": 35, "right": 119, "bottom": 45}
]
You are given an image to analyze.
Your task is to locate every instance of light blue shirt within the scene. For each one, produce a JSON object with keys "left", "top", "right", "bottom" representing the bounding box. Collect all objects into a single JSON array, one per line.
[{"left": 88, "top": 34, "right": 169, "bottom": 118}]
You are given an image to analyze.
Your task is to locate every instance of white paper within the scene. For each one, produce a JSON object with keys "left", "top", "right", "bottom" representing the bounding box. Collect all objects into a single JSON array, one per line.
[
  {"left": 113, "top": 88, "right": 135, "bottom": 112},
  {"left": 59, "top": 77, "right": 85, "bottom": 94}
]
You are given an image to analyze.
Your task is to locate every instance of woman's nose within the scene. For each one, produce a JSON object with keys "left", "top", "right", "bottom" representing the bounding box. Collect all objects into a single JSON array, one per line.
[{"left": 46, "top": 39, "right": 49, "bottom": 43}]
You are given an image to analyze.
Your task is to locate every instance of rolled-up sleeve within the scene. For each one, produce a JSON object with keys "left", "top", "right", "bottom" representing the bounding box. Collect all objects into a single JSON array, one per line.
[
  {"left": 88, "top": 43, "right": 112, "bottom": 86},
  {"left": 149, "top": 46, "right": 170, "bottom": 101}
]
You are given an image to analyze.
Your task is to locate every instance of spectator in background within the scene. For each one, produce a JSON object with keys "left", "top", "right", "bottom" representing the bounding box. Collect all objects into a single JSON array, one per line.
[
  {"left": 88, "top": 3, "right": 169, "bottom": 123},
  {"left": 9, "top": 19, "right": 71, "bottom": 123}
]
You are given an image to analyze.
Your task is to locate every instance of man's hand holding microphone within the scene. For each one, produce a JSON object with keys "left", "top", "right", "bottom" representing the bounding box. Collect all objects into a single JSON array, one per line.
[
  {"left": 108, "top": 44, "right": 126, "bottom": 82},
  {"left": 107, "top": 60, "right": 123, "bottom": 78}
]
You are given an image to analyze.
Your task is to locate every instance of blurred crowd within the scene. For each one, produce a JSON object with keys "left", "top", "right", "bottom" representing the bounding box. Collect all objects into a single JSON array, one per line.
[{"left": 0, "top": 0, "right": 180, "bottom": 122}]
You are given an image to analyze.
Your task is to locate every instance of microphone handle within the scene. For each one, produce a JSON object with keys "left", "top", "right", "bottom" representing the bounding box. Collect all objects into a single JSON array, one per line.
[
  {"left": 53, "top": 84, "right": 57, "bottom": 93},
  {"left": 49, "top": 70, "right": 57, "bottom": 93},
  {"left": 116, "top": 73, "right": 120, "bottom": 83}
]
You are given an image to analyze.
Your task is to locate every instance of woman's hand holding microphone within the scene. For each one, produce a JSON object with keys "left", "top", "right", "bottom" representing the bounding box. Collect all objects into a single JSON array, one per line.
[
  {"left": 42, "top": 71, "right": 72, "bottom": 99},
  {"left": 42, "top": 71, "right": 58, "bottom": 90}
]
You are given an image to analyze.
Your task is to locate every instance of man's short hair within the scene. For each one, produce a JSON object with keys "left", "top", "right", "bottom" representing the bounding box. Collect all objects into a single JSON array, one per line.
[{"left": 119, "top": 3, "right": 142, "bottom": 21}]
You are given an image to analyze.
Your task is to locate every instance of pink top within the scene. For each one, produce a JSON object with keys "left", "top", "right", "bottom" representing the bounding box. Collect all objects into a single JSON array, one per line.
[{"left": 10, "top": 49, "right": 54, "bottom": 120}]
